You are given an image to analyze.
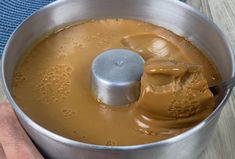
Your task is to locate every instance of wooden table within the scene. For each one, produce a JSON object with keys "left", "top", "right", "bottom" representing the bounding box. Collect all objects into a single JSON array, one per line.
[{"left": 0, "top": 0, "right": 234, "bottom": 158}]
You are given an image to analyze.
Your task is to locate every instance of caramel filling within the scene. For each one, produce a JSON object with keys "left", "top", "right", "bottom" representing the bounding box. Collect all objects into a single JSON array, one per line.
[{"left": 133, "top": 60, "right": 215, "bottom": 135}]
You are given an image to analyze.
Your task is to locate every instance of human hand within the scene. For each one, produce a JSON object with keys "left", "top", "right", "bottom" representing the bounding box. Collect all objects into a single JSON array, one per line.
[{"left": 0, "top": 102, "right": 43, "bottom": 159}]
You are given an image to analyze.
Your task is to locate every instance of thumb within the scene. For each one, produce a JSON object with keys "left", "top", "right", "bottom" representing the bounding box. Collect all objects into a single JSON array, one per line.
[{"left": 0, "top": 102, "right": 44, "bottom": 159}]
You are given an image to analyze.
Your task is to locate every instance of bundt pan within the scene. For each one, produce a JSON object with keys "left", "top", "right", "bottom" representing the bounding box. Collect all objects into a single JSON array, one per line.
[{"left": 1, "top": 0, "right": 234, "bottom": 159}]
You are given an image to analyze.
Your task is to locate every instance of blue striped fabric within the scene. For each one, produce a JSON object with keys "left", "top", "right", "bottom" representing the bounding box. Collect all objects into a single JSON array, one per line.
[{"left": 0, "top": 0, "right": 54, "bottom": 56}]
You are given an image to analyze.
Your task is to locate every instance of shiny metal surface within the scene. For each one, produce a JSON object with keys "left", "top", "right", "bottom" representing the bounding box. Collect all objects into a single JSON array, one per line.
[
  {"left": 1, "top": 0, "right": 234, "bottom": 159},
  {"left": 91, "top": 49, "right": 144, "bottom": 106},
  {"left": 210, "top": 75, "right": 235, "bottom": 96}
]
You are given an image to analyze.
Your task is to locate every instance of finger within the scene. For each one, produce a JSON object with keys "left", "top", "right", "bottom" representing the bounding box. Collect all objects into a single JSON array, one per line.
[
  {"left": 0, "top": 143, "right": 7, "bottom": 159},
  {"left": 0, "top": 102, "right": 44, "bottom": 159}
]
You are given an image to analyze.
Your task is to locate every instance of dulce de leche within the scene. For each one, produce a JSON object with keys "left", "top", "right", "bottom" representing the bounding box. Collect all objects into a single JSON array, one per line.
[
  {"left": 12, "top": 19, "right": 221, "bottom": 146},
  {"left": 133, "top": 60, "right": 215, "bottom": 135}
]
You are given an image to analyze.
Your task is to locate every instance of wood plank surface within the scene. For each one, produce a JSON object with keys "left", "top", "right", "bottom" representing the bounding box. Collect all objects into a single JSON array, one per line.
[{"left": 0, "top": 0, "right": 235, "bottom": 159}]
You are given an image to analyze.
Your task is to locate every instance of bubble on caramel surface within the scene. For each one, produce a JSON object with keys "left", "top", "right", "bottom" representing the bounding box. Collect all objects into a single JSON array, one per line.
[
  {"left": 14, "top": 72, "right": 27, "bottom": 82},
  {"left": 37, "top": 64, "right": 73, "bottom": 104},
  {"left": 13, "top": 72, "right": 27, "bottom": 88},
  {"left": 105, "top": 140, "right": 117, "bottom": 146},
  {"left": 72, "top": 130, "right": 87, "bottom": 140},
  {"left": 61, "top": 107, "right": 77, "bottom": 118},
  {"left": 83, "top": 33, "right": 111, "bottom": 47}
]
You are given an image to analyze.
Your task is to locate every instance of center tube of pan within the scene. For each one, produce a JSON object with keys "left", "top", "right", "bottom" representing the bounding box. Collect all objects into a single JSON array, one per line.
[{"left": 91, "top": 49, "right": 144, "bottom": 106}]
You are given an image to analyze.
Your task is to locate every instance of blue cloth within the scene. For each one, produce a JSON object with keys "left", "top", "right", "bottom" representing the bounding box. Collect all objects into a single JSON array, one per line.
[{"left": 0, "top": 0, "right": 54, "bottom": 56}]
